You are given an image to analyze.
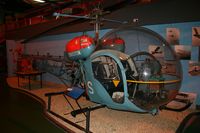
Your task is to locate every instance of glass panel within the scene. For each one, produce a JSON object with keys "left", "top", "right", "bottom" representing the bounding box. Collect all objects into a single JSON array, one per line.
[
  {"left": 101, "top": 26, "right": 182, "bottom": 111},
  {"left": 92, "top": 56, "right": 124, "bottom": 103},
  {"left": 126, "top": 52, "right": 181, "bottom": 110}
]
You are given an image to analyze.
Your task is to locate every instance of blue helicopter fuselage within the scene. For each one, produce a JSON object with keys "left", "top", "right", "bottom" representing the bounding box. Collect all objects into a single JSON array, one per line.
[{"left": 81, "top": 49, "right": 149, "bottom": 113}]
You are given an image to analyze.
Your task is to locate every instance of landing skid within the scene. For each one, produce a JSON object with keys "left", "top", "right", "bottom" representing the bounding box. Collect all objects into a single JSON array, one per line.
[
  {"left": 160, "top": 93, "right": 192, "bottom": 112},
  {"left": 45, "top": 87, "right": 106, "bottom": 133}
]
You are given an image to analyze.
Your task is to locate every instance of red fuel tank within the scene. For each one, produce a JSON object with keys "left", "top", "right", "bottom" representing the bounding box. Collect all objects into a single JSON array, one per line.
[
  {"left": 65, "top": 35, "right": 95, "bottom": 60},
  {"left": 102, "top": 37, "right": 125, "bottom": 52}
]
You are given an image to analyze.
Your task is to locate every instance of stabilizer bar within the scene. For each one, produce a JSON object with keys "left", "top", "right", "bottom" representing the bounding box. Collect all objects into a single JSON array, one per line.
[{"left": 71, "top": 104, "right": 106, "bottom": 117}]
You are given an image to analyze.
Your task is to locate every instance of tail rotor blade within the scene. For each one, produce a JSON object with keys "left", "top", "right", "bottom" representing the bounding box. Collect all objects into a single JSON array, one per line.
[{"left": 53, "top": 12, "right": 90, "bottom": 19}]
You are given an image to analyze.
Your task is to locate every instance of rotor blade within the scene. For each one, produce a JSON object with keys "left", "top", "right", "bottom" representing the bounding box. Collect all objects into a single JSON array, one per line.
[
  {"left": 53, "top": 12, "right": 90, "bottom": 19},
  {"left": 53, "top": 12, "right": 128, "bottom": 24},
  {"left": 101, "top": 18, "right": 128, "bottom": 24},
  {"left": 21, "top": 0, "right": 131, "bottom": 43}
]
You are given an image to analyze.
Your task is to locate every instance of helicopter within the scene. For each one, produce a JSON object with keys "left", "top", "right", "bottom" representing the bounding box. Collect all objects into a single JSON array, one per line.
[
  {"left": 44, "top": 6, "right": 184, "bottom": 115},
  {"left": 19, "top": 5, "right": 189, "bottom": 117},
  {"left": 62, "top": 27, "right": 183, "bottom": 115}
]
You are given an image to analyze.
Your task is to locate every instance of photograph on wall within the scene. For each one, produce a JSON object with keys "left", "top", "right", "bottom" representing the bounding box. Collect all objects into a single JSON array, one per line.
[
  {"left": 192, "top": 27, "right": 200, "bottom": 46},
  {"left": 174, "top": 45, "right": 191, "bottom": 60},
  {"left": 188, "top": 61, "right": 200, "bottom": 76},
  {"left": 148, "top": 45, "right": 164, "bottom": 59},
  {"left": 166, "top": 28, "right": 180, "bottom": 45},
  {"left": 161, "top": 60, "right": 177, "bottom": 74}
]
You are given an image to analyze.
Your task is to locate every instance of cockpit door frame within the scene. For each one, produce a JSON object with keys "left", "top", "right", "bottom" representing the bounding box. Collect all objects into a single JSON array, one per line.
[{"left": 90, "top": 50, "right": 129, "bottom": 99}]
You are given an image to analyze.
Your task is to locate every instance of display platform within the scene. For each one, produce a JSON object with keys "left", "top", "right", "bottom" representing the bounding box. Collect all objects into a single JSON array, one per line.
[{"left": 7, "top": 77, "right": 197, "bottom": 133}]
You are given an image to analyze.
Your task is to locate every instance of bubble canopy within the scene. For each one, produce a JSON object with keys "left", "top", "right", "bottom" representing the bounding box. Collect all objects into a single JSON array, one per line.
[{"left": 101, "top": 26, "right": 182, "bottom": 110}]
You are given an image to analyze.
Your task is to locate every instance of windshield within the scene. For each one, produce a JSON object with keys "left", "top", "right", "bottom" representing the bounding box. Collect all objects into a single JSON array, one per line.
[{"left": 126, "top": 52, "right": 181, "bottom": 111}]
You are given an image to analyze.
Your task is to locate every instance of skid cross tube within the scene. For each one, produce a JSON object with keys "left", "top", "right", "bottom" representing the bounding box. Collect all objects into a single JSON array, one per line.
[
  {"left": 71, "top": 104, "right": 106, "bottom": 133},
  {"left": 45, "top": 91, "right": 66, "bottom": 111}
]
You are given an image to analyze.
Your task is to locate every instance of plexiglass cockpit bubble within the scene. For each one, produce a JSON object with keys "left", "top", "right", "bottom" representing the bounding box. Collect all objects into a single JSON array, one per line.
[{"left": 101, "top": 26, "right": 182, "bottom": 111}]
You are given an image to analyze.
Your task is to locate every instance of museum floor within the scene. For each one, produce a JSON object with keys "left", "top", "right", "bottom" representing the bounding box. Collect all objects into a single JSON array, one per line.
[{"left": 5, "top": 76, "right": 198, "bottom": 133}]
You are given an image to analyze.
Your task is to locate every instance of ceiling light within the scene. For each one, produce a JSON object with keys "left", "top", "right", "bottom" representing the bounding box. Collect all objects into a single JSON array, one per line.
[{"left": 33, "top": 0, "right": 45, "bottom": 3}]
